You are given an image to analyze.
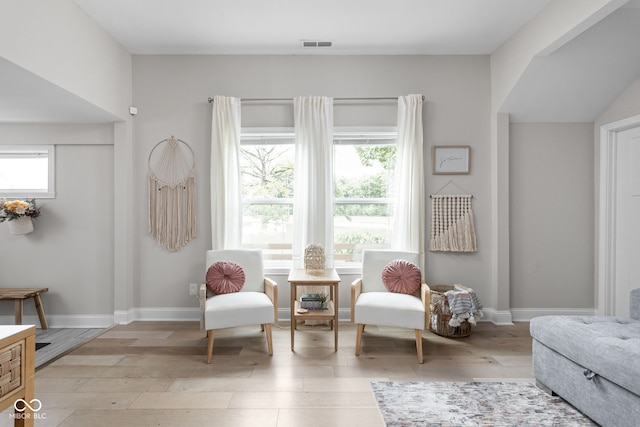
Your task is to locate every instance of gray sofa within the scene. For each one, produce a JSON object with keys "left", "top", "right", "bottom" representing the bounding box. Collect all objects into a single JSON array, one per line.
[{"left": 530, "top": 289, "right": 640, "bottom": 427}]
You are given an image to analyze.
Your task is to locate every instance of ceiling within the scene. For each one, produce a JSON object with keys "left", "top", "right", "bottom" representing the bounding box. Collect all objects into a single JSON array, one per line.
[
  {"left": 72, "top": 0, "right": 551, "bottom": 55},
  {"left": 503, "top": 1, "right": 640, "bottom": 122},
  {"left": 2, "top": 0, "right": 640, "bottom": 124},
  {"left": 0, "top": 57, "right": 120, "bottom": 124}
]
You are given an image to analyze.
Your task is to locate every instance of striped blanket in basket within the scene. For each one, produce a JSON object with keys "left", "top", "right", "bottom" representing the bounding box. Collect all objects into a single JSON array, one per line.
[{"left": 445, "top": 286, "right": 483, "bottom": 327}]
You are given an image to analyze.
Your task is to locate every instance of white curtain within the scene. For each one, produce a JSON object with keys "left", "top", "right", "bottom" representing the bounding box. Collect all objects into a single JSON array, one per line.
[
  {"left": 210, "top": 95, "right": 242, "bottom": 249},
  {"left": 392, "top": 94, "right": 425, "bottom": 265},
  {"left": 293, "top": 96, "right": 334, "bottom": 268}
]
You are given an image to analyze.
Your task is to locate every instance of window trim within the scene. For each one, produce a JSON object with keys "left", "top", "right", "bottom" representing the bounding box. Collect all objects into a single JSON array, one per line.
[{"left": 0, "top": 145, "right": 56, "bottom": 199}]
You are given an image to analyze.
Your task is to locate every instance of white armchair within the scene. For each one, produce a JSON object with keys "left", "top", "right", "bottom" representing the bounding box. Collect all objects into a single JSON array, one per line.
[
  {"left": 350, "top": 250, "right": 430, "bottom": 363},
  {"left": 200, "top": 249, "right": 278, "bottom": 364}
]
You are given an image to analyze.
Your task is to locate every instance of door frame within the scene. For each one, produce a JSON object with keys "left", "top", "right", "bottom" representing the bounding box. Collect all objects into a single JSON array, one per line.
[{"left": 598, "top": 114, "right": 640, "bottom": 315}]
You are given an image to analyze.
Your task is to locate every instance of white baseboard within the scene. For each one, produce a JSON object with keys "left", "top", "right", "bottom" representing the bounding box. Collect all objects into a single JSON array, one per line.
[
  {"left": 5, "top": 306, "right": 597, "bottom": 329},
  {"left": 115, "top": 308, "right": 200, "bottom": 324},
  {"left": 510, "top": 307, "right": 596, "bottom": 322},
  {"left": 113, "top": 310, "right": 134, "bottom": 325},
  {"left": 479, "top": 308, "right": 514, "bottom": 325},
  {"left": 0, "top": 314, "right": 115, "bottom": 329}
]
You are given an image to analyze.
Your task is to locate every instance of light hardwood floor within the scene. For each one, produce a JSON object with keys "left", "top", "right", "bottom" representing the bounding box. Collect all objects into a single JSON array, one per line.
[{"left": 18, "top": 321, "right": 532, "bottom": 426}]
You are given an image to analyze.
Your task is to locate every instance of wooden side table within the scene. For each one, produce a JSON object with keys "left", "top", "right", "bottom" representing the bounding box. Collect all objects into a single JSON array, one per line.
[
  {"left": 0, "top": 289, "right": 49, "bottom": 330},
  {"left": 288, "top": 268, "right": 340, "bottom": 351},
  {"left": 0, "top": 325, "right": 36, "bottom": 427}
]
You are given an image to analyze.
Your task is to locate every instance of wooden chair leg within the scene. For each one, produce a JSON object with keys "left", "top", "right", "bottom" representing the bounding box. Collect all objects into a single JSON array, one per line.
[
  {"left": 415, "top": 329, "right": 424, "bottom": 364},
  {"left": 355, "top": 324, "right": 365, "bottom": 356},
  {"left": 265, "top": 324, "right": 273, "bottom": 356},
  {"left": 261, "top": 324, "right": 265, "bottom": 332},
  {"left": 34, "top": 294, "right": 49, "bottom": 330},
  {"left": 14, "top": 300, "right": 23, "bottom": 325},
  {"left": 206, "top": 330, "right": 215, "bottom": 364}
]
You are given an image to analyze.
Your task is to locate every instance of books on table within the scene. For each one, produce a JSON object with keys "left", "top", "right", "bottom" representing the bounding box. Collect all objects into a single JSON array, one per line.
[{"left": 299, "top": 293, "right": 328, "bottom": 310}]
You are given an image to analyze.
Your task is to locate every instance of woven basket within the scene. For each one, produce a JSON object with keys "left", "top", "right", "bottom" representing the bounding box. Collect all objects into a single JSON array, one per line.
[
  {"left": 429, "top": 284, "right": 472, "bottom": 338},
  {"left": 304, "top": 244, "right": 325, "bottom": 270}
]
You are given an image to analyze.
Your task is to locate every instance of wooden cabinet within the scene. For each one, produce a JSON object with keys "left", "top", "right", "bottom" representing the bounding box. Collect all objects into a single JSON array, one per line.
[{"left": 0, "top": 325, "right": 36, "bottom": 427}]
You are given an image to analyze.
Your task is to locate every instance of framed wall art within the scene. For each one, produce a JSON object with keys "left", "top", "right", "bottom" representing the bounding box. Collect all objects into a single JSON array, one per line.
[{"left": 432, "top": 145, "right": 470, "bottom": 175}]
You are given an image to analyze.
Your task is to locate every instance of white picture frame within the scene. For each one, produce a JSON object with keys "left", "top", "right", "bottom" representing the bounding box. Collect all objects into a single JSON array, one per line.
[{"left": 432, "top": 145, "right": 470, "bottom": 175}]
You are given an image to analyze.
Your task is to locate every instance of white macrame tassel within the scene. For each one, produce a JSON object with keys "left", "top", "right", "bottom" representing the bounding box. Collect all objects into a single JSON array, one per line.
[{"left": 148, "top": 137, "right": 197, "bottom": 251}]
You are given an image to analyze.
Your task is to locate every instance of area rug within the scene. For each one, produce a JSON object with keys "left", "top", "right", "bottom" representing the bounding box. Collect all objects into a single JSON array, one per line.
[{"left": 370, "top": 381, "right": 597, "bottom": 426}]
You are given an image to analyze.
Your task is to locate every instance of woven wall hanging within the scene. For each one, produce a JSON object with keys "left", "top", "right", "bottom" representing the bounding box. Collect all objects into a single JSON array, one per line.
[
  {"left": 429, "top": 194, "right": 477, "bottom": 252},
  {"left": 148, "top": 136, "right": 197, "bottom": 251}
]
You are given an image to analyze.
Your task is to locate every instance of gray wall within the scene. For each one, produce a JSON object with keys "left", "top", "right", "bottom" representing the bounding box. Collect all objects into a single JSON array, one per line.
[
  {"left": 0, "top": 54, "right": 613, "bottom": 326},
  {"left": 132, "top": 55, "right": 493, "bottom": 319},
  {"left": 0, "top": 125, "right": 114, "bottom": 326},
  {"left": 509, "top": 123, "right": 594, "bottom": 318}
]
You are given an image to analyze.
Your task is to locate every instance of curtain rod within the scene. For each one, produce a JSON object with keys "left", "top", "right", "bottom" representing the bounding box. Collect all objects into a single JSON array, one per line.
[{"left": 207, "top": 96, "right": 425, "bottom": 104}]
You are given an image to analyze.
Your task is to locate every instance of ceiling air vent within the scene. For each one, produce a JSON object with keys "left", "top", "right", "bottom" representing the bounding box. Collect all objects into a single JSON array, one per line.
[{"left": 301, "top": 40, "right": 333, "bottom": 48}]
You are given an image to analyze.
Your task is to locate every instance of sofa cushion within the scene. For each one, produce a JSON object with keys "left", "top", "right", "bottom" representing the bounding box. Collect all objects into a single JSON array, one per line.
[{"left": 530, "top": 316, "right": 640, "bottom": 397}]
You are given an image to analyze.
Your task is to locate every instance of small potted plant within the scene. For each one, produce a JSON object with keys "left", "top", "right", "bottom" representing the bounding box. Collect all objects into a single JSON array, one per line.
[
  {"left": 318, "top": 293, "right": 328, "bottom": 310},
  {"left": 0, "top": 199, "right": 41, "bottom": 235}
]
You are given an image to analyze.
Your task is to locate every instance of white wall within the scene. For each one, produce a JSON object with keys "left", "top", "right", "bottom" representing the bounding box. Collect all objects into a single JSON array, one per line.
[
  {"left": 491, "top": 0, "right": 625, "bottom": 113},
  {"left": 0, "top": 0, "right": 132, "bottom": 120},
  {"left": 509, "top": 123, "right": 595, "bottom": 319},
  {"left": 131, "top": 54, "right": 493, "bottom": 320},
  {"left": 596, "top": 78, "right": 640, "bottom": 126},
  {"left": 0, "top": 58, "right": 617, "bottom": 326},
  {"left": 0, "top": 125, "right": 115, "bottom": 327},
  {"left": 593, "top": 78, "right": 640, "bottom": 313},
  {"left": 0, "top": 53, "right": 611, "bottom": 326},
  {"left": 488, "top": 0, "right": 624, "bottom": 321},
  {"left": 0, "top": 1, "right": 135, "bottom": 327}
]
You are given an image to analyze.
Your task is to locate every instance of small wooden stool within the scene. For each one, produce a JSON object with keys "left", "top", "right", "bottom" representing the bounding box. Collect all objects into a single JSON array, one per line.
[{"left": 0, "top": 288, "right": 49, "bottom": 329}]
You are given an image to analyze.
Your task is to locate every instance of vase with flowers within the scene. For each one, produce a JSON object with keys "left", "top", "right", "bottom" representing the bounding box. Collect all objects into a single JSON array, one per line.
[{"left": 0, "top": 199, "right": 41, "bottom": 234}]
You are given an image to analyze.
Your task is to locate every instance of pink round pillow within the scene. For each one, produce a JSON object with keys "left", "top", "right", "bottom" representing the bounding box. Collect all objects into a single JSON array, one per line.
[
  {"left": 381, "top": 259, "right": 421, "bottom": 294},
  {"left": 206, "top": 261, "right": 246, "bottom": 294}
]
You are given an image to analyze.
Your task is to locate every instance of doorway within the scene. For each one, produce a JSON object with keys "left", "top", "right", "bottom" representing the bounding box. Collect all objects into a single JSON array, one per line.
[{"left": 599, "top": 114, "right": 640, "bottom": 316}]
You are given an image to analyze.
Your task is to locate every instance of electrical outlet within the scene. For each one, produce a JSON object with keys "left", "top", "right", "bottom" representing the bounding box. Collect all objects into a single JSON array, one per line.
[{"left": 189, "top": 283, "right": 198, "bottom": 296}]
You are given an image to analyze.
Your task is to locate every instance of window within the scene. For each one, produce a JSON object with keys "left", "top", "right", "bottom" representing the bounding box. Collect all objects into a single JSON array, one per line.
[
  {"left": 334, "top": 130, "right": 397, "bottom": 264},
  {"left": 239, "top": 128, "right": 397, "bottom": 265},
  {"left": 240, "top": 131, "right": 295, "bottom": 263},
  {"left": 0, "top": 145, "right": 55, "bottom": 198}
]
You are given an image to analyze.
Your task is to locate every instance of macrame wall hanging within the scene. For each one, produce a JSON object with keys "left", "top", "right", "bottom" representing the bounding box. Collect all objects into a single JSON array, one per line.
[
  {"left": 429, "top": 194, "right": 477, "bottom": 252},
  {"left": 148, "top": 136, "right": 197, "bottom": 252}
]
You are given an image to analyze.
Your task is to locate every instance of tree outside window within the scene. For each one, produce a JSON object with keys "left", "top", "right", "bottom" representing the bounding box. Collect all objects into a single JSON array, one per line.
[
  {"left": 240, "top": 136, "right": 295, "bottom": 262},
  {"left": 334, "top": 136, "right": 396, "bottom": 263}
]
